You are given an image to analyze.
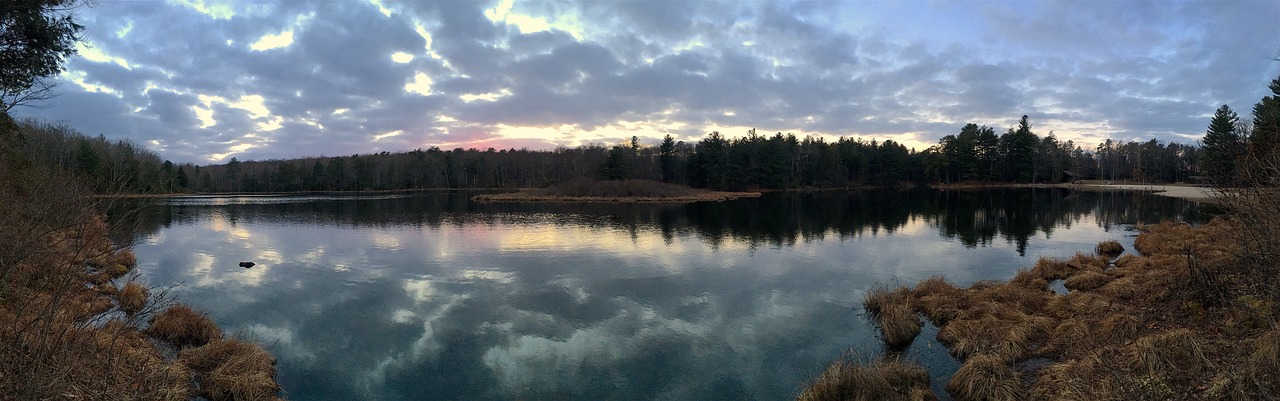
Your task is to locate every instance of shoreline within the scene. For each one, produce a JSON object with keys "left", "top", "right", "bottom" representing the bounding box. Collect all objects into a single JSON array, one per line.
[
  {"left": 472, "top": 190, "right": 762, "bottom": 203},
  {"left": 107, "top": 182, "right": 1217, "bottom": 203},
  {"left": 804, "top": 219, "right": 1278, "bottom": 400},
  {"left": 932, "top": 182, "right": 1216, "bottom": 202}
]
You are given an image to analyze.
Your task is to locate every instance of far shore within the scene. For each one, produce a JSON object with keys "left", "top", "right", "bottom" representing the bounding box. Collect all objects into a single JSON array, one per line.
[
  {"left": 105, "top": 182, "right": 1216, "bottom": 202},
  {"left": 472, "top": 190, "right": 762, "bottom": 203},
  {"left": 933, "top": 181, "right": 1215, "bottom": 202}
]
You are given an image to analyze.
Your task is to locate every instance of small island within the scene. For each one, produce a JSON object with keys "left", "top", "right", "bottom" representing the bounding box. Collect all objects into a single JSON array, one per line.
[{"left": 472, "top": 178, "right": 762, "bottom": 203}]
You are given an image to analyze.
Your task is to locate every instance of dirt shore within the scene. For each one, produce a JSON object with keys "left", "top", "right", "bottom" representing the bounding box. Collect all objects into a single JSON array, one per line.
[{"left": 1070, "top": 183, "right": 1214, "bottom": 201}]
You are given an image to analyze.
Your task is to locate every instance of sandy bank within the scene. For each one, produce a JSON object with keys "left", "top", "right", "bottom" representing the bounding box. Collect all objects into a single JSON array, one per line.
[{"left": 1072, "top": 183, "right": 1214, "bottom": 202}]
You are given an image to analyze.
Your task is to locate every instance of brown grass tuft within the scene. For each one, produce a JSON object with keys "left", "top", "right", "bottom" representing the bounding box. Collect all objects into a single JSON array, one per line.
[
  {"left": 1131, "top": 329, "right": 1208, "bottom": 377},
  {"left": 1113, "top": 253, "right": 1139, "bottom": 268},
  {"left": 1095, "top": 240, "right": 1124, "bottom": 256},
  {"left": 1029, "top": 355, "right": 1117, "bottom": 400},
  {"left": 117, "top": 281, "right": 148, "bottom": 315},
  {"left": 796, "top": 355, "right": 935, "bottom": 401},
  {"left": 946, "top": 354, "right": 1020, "bottom": 401},
  {"left": 911, "top": 277, "right": 964, "bottom": 326},
  {"left": 1132, "top": 222, "right": 1195, "bottom": 256},
  {"left": 937, "top": 314, "right": 1052, "bottom": 362},
  {"left": 147, "top": 304, "right": 223, "bottom": 347},
  {"left": 1097, "top": 313, "right": 1140, "bottom": 343},
  {"left": 1062, "top": 271, "right": 1112, "bottom": 292},
  {"left": 181, "top": 339, "right": 281, "bottom": 401},
  {"left": 864, "top": 287, "right": 911, "bottom": 319},
  {"left": 864, "top": 287, "right": 921, "bottom": 349},
  {"left": 878, "top": 303, "right": 922, "bottom": 349},
  {"left": 1045, "top": 292, "right": 1113, "bottom": 320},
  {"left": 1249, "top": 325, "right": 1280, "bottom": 376},
  {"left": 1009, "top": 268, "right": 1049, "bottom": 290}
]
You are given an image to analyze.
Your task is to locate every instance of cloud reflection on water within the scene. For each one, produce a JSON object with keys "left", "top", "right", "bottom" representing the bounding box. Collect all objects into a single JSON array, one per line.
[{"left": 128, "top": 189, "right": 1206, "bottom": 400}]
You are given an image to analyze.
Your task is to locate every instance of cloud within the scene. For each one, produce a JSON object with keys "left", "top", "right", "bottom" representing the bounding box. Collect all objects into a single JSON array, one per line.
[{"left": 10, "top": 0, "right": 1280, "bottom": 163}]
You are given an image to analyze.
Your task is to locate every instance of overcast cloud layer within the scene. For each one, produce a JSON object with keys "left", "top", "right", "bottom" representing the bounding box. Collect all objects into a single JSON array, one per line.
[{"left": 13, "top": 0, "right": 1280, "bottom": 163}]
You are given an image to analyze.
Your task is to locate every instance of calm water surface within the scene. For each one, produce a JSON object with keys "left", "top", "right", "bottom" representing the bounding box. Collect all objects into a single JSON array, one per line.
[{"left": 125, "top": 189, "right": 1206, "bottom": 400}]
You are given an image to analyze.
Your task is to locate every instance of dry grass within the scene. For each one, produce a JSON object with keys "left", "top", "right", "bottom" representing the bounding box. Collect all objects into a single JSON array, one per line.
[
  {"left": 1095, "top": 240, "right": 1124, "bottom": 256},
  {"left": 0, "top": 113, "right": 281, "bottom": 399},
  {"left": 863, "top": 219, "right": 1280, "bottom": 400},
  {"left": 1131, "top": 329, "right": 1209, "bottom": 377},
  {"left": 181, "top": 339, "right": 282, "bottom": 401},
  {"left": 945, "top": 354, "right": 1020, "bottom": 401},
  {"left": 796, "top": 355, "right": 935, "bottom": 401},
  {"left": 147, "top": 304, "right": 224, "bottom": 347},
  {"left": 864, "top": 287, "right": 921, "bottom": 349},
  {"left": 911, "top": 277, "right": 965, "bottom": 326},
  {"left": 118, "top": 280, "right": 148, "bottom": 315},
  {"left": 1028, "top": 355, "right": 1117, "bottom": 400},
  {"left": 1113, "top": 253, "right": 1139, "bottom": 268},
  {"left": 936, "top": 314, "right": 1052, "bottom": 362},
  {"left": 1062, "top": 270, "right": 1111, "bottom": 292}
]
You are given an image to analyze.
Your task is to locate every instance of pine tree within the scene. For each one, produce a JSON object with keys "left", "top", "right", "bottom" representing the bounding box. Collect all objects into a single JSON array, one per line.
[
  {"left": 1202, "top": 105, "right": 1243, "bottom": 186},
  {"left": 1249, "top": 76, "right": 1280, "bottom": 158}
]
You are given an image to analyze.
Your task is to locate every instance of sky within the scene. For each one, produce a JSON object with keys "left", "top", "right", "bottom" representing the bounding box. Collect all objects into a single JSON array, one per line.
[{"left": 13, "top": 0, "right": 1280, "bottom": 164}]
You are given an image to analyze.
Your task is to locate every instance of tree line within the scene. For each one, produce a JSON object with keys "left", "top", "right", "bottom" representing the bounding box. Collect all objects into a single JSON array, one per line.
[{"left": 9, "top": 74, "right": 1277, "bottom": 194}]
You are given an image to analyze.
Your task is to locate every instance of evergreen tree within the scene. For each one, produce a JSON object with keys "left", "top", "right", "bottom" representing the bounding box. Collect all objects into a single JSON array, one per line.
[
  {"left": 1249, "top": 75, "right": 1280, "bottom": 158},
  {"left": 1202, "top": 105, "right": 1243, "bottom": 186},
  {"left": 1003, "top": 116, "right": 1039, "bottom": 183},
  {"left": 659, "top": 135, "right": 678, "bottom": 183}
]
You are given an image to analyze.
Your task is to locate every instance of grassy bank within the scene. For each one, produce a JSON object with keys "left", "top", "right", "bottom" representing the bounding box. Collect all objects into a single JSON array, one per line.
[
  {"left": 801, "top": 218, "right": 1279, "bottom": 400},
  {"left": 0, "top": 205, "right": 284, "bottom": 400},
  {"left": 1, "top": 116, "right": 283, "bottom": 399},
  {"left": 473, "top": 178, "right": 761, "bottom": 203}
]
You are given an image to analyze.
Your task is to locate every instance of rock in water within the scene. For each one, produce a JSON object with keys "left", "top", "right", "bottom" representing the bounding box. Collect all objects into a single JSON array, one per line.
[{"left": 239, "top": 261, "right": 255, "bottom": 268}]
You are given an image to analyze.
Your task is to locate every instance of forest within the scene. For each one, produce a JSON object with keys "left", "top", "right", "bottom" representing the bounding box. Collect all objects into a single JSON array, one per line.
[
  {"left": 5, "top": 72, "right": 1276, "bottom": 194},
  {"left": 1, "top": 108, "right": 1257, "bottom": 194}
]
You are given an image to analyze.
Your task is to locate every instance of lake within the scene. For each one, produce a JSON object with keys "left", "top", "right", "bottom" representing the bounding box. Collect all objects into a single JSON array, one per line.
[{"left": 124, "top": 188, "right": 1207, "bottom": 400}]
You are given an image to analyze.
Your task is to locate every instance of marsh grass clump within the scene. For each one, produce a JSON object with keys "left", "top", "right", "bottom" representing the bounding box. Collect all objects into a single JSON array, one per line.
[
  {"left": 881, "top": 220, "right": 1268, "bottom": 400},
  {"left": 864, "top": 287, "right": 921, "bottom": 349},
  {"left": 147, "top": 304, "right": 223, "bottom": 347},
  {"left": 1132, "top": 222, "right": 1196, "bottom": 256},
  {"left": 1095, "top": 240, "right": 1124, "bottom": 256},
  {"left": 1113, "top": 253, "right": 1139, "bottom": 268},
  {"left": 181, "top": 339, "right": 281, "bottom": 401},
  {"left": 1062, "top": 270, "right": 1111, "bottom": 292},
  {"left": 1132, "top": 329, "right": 1208, "bottom": 376},
  {"left": 796, "top": 355, "right": 935, "bottom": 401},
  {"left": 117, "top": 280, "right": 148, "bottom": 315},
  {"left": 946, "top": 354, "right": 1020, "bottom": 401}
]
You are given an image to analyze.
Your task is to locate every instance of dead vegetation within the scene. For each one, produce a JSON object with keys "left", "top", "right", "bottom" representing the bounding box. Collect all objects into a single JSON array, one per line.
[
  {"left": 1095, "top": 239, "right": 1125, "bottom": 256},
  {"left": 796, "top": 354, "right": 936, "bottom": 401},
  {"left": 147, "top": 304, "right": 225, "bottom": 347},
  {"left": 0, "top": 114, "right": 282, "bottom": 399},
  {"left": 805, "top": 217, "right": 1280, "bottom": 400},
  {"left": 863, "top": 287, "right": 921, "bottom": 349},
  {"left": 182, "top": 339, "right": 283, "bottom": 401}
]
